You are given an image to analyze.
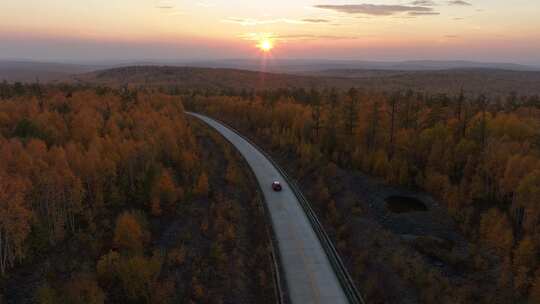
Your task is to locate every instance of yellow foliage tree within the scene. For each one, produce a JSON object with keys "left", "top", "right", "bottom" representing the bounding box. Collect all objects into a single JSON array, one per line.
[
  {"left": 515, "top": 170, "right": 540, "bottom": 233},
  {"left": 513, "top": 236, "right": 538, "bottom": 271},
  {"left": 0, "top": 174, "right": 31, "bottom": 275},
  {"left": 530, "top": 272, "right": 540, "bottom": 303},
  {"left": 151, "top": 169, "right": 178, "bottom": 215},
  {"left": 117, "top": 253, "right": 163, "bottom": 302},
  {"left": 113, "top": 211, "right": 149, "bottom": 253},
  {"left": 194, "top": 172, "right": 209, "bottom": 197},
  {"left": 63, "top": 273, "right": 105, "bottom": 304},
  {"left": 225, "top": 163, "right": 241, "bottom": 186},
  {"left": 479, "top": 208, "right": 514, "bottom": 256}
]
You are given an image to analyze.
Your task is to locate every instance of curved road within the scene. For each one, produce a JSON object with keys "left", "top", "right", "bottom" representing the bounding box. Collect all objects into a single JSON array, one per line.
[{"left": 188, "top": 112, "right": 349, "bottom": 304}]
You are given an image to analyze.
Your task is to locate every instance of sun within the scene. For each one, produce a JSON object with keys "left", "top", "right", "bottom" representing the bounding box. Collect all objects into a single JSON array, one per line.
[{"left": 257, "top": 39, "right": 274, "bottom": 52}]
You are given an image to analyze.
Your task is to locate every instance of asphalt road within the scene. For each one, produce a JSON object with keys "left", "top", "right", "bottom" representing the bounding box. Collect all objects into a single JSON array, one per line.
[{"left": 187, "top": 112, "right": 349, "bottom": 304}]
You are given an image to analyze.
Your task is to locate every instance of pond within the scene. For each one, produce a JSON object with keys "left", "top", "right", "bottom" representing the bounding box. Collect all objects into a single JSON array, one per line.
[{"left": 386, "top": 196, "right": 428, "bottom": 213}]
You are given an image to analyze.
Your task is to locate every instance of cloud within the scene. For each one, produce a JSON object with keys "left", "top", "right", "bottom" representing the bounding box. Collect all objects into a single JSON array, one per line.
[
  {"left": 276, "top": 34, "right": 361, "bottom": 40},
  {"left": 239, "top": 32, "right": 361, "bottom": 42},
  {"left": 410, "top": 0, "right": 437, "bottom": 6},
  {"left": 409, "top": 11, "right": 440, "bottom": 15},
  {"left": 302, "top": 18, "right": 331, "bottom": 23},
  {"left": 314, "top": 4, "right": 437, "bottom": 16},
  {"left": 448, "top": 0, "right": 472, "bottom": 6},
  {"left": 154, "top": 1, "right": 187, "bottom": 16},
  {"left": 155, "top": 0, "right": 174, "bottom": 9},
  {"left": 444, "top": 34, "right": 459, "bottom": 38},
  {"left": 223, "top": 18, "right": 305, "bottom": 26}
]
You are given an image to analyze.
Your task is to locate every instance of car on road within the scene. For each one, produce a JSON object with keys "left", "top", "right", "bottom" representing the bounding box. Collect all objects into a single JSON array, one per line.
[{"left": 272, "top": 181, "right": 282, "bottom": 191}]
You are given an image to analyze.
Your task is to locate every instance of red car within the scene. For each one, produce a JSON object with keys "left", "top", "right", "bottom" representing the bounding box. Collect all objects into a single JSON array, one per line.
[{"left": 272, "top": 181, "right": 282, "bottom": 192}]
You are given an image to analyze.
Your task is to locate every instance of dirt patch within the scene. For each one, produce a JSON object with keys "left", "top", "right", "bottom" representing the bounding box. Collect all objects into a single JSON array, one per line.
[{"left": 386, "top": 196, "right": 428, "bottom": 213}]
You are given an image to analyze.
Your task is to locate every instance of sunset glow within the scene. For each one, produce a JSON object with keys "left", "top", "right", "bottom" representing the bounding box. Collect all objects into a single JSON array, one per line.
[
  {"left": 0, "top": 1, "right": 539, "bottom": 63},
  {"left": 258, "top": 39, "right": 274, "bottom": 52},
  {"left": 2, "top": 1, "right": 540, "bottom": 303}
]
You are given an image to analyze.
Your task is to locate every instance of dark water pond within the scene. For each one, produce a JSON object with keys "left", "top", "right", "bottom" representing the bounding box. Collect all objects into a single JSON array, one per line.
[{"left": 386, "top": 196, "right": 428, "bottom": 213}]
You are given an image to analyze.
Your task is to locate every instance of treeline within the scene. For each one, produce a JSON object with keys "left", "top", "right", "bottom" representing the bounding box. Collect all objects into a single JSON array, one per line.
[
  {"left": 186, "top": 88, "right": 540, "bottom": 302},
  {"left": 0, "top": 85, "right": 275, "bottom": 303}
]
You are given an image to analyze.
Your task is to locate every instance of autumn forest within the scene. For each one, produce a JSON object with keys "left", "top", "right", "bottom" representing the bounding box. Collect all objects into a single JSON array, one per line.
[
  {"left": 186, "top": 87, "right": 540, "bottom": 303},
  {"left": 0, "top": 76, "right": 540, "bottom": 304},
  {"left": 0, "top": 83, "right": 275, "bottom": 303}
]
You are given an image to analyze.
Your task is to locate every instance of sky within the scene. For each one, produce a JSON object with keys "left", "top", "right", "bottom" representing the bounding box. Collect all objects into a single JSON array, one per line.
[{"left": 1, "top": 0, "right": 539, "bottom": 64}]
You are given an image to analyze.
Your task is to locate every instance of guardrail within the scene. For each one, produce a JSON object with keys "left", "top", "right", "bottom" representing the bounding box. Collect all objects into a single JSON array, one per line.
[{"left": 191, "top": 112, "right": 366, "bottom": 304}]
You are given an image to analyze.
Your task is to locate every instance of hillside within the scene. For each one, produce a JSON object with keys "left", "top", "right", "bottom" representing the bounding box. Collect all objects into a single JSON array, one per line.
[
  {"left": 73, "top": 66, "right": 540, "bottom": 96},
  {"left": 303, "top": 68, "right": 540, "bottom": 96},
  {"left": 184, "top": 59, "right": 539, "bottom": 73},
  {"left": 73, "top": 66, "right": 329, "bottom": 90},
  {"left": 0, "top": 61, "right": 102, "bottom": 82}
]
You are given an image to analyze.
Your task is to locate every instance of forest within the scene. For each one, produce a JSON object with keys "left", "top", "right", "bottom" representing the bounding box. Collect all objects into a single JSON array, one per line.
[
  {"left": 185, "top": 87, "right": 540, "bottom": 303},
  {"left": 0, "top": 84, "right": 276, "bottom": 303},
  {"left": 1, "top": 78, "right": 540, "bottom": 303}
]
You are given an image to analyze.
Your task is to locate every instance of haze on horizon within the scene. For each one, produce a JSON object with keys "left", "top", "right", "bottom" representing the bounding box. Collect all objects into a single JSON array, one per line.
[{"left": 1, "top": 0, "right": 539, "bottom": 65}]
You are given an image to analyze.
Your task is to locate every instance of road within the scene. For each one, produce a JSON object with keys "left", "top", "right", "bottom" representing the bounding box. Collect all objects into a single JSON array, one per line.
[{"left": 187, "top": 112, "right": 349, "bottom": 304}]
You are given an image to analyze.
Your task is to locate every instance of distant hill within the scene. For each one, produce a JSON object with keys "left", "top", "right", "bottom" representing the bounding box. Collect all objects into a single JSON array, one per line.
[
  {"left": 182, "top": 59, "right": 540, "bottom": 73},
  {"left": 3, "top": 59, "right": 538, "bottom": 84},
  {"left": 0, "top": 61, "right": 104, "bottom": 82},
  {"left": 72, "top": 66, "right": 331, "bottom": 90},
  {"left": 309, "top": 68, "right": 540, "bottom": 96},
  {"left": 73, "top": 65, "right": 540, "bottom": 96}
]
